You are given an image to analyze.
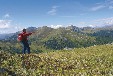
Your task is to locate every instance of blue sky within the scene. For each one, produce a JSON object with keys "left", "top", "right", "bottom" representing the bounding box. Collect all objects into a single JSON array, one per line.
[{"left": 0, "top": 0, "right": 113, "bottom": 33}]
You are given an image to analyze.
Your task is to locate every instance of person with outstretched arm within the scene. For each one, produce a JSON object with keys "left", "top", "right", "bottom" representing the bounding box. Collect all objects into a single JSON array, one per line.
[{"left": 18, "top": 29, "right": 33, "bottom": 54}]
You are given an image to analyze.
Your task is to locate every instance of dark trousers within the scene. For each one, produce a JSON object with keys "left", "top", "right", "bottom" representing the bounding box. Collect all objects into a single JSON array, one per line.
[{"left": 21, "top": 41, "right": 30, "bottom": 54}]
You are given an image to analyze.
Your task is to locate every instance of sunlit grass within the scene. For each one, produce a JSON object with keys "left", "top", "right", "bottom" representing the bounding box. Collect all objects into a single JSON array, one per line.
[{"left": 1, "top": 44, "right": 113, "bottom": 75}]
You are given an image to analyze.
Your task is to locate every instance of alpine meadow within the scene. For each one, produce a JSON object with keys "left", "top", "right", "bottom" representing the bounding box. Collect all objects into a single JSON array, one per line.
[
  {"left": 1, "top": 26, "right": 113, "bottom": 75},
  {"left": 1, "top": 0, "right": 113, "bottom": 76}
]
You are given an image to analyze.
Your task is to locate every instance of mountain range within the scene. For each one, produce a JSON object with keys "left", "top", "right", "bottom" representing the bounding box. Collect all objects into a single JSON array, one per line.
[
  {"left": 0, "top": 33, "right": 14, "bottom": 40},
  {"left": 1, "top": 25, "right": 113, "bottom": 53}
]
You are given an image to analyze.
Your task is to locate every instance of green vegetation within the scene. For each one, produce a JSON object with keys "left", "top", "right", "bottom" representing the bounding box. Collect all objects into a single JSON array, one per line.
[
  {"left": 1, "top": 26, "right": 113, "bottom": 54},
  {"left": 1, "top": 26, "right": 113, "bottom": 75},
  {"left": 0, "top": 26, "right": 96, "bottom": 53},
  {"left": 1, "top": 44, "right": 113, "bottom": 75},
  {"left": 91, "top": 30, "right": 113, "bottom": 45}
]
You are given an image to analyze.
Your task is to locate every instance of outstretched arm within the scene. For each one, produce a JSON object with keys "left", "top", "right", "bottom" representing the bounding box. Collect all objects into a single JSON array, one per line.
[{"left": 26, "top": 33, "right": 32, "bottom": 36}]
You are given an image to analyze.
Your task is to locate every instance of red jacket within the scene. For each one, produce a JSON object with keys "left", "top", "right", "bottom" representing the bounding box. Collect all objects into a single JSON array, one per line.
[{"left": 21, "top": 32, "right": 32, "bottom": 41}]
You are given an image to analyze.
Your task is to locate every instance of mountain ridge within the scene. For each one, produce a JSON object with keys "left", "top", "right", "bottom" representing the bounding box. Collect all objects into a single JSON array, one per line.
[{"left": 1, "top": 25, "right": 113, "bottom": 53}]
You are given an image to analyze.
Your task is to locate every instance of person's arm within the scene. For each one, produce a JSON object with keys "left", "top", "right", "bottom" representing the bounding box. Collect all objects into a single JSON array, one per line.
[{"left": 26, "top": 32, "right": 32, "bottom": 36}]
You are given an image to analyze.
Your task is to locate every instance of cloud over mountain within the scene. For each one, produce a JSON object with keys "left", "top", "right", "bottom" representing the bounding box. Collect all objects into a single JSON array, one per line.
[
  {"left": 50, "top": 25, "right": 63, "bottom": 29},
  {"left": 0, "top": 20, "right": 11, "bottom": 29},
  {"left": 0, "top": 20, "right": 23, "bottom": 34},
  {"left": 87, "top": 17, "right": 113, "bottom": 27}
]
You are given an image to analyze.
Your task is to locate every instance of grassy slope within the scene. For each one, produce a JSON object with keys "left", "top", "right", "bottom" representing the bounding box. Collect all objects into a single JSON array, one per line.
[{"left": 1, "top": 44, "right": 113, "bottom": 76}]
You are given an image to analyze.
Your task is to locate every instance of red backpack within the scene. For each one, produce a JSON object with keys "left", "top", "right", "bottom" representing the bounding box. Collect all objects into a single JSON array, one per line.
[{"left": 17, "top": 33, "right": 23, "bottom": 41}]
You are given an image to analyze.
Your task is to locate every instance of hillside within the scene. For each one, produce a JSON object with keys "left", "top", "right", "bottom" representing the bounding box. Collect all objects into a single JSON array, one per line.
[
  {"left": 0, "top": 26, "right": 96, "bottom": 53},
  {"left": 0, "top": 33, "right": 14, "bottom": 40},
  {"left": 32, "top": 26, "right": 95, "bottom": 50},
  {"left": 1, "top": 25, "right": 113, "bottom": 54},
  {"left": 1, "top": 44, "right": 113, "bottom": 75}
]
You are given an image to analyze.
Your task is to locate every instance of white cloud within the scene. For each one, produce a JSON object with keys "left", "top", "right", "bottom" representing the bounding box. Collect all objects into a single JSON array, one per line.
[
  {"left": 0, "top": 20, "right": 24, "bottom": 34},
  {"left": 0, "top": 20, "right": 11, "bottom": 28},
  {"left": 88, "top": 25, "right": 95, "bottom": 27},
  {"left": 4, "top": 13, "right": 10, "bottom": 18},
  {"left": 88, "top": 17, "right": 113, "bottom": 27},
  {"left": 91, "top": 0, "right": 113, "bottom": 11},
  {"left": 50, "top": 25, "right": 62, "bottom": 29},
  {"left": 47, "top": 6, "right": 59, "bottom": 15},
  {"left": 91, "top": 5, "right": 106, "bottom": 11},
  {"left": 109, "top": 6, "right": 113, "bottom": 9},
  {"left": 96, "top": 17, "right": 113, "bottom": 25},
  {"left": 47, "top": 9, "right": 56, "bottom": 15},
  {"left": 76, "top": 17, "right": 113, "bottom": 28}
]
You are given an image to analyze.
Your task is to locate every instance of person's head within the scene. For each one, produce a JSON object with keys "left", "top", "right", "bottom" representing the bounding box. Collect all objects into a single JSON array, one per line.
[{"left": 23, "top": 29, "right": 26, "bottom": 32}]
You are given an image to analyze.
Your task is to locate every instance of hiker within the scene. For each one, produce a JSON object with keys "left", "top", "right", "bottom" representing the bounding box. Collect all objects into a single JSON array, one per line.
[{"left": 18, "top": 29, "right": 33, "bottom": 54}]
